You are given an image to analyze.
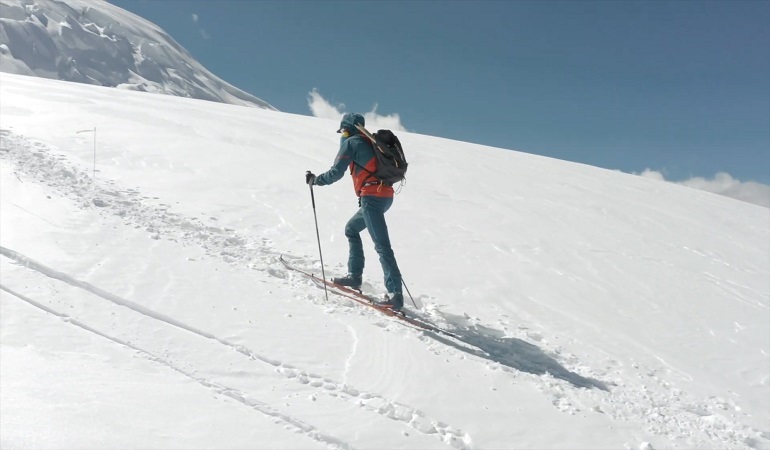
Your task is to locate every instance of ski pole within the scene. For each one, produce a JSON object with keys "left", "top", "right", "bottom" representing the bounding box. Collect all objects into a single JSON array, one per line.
[
  {"left": 307, "top": 172, "right": 329, "bottom": 303},
  {"left": 402, "top": 278, "right": 417, "bottom": 308}
]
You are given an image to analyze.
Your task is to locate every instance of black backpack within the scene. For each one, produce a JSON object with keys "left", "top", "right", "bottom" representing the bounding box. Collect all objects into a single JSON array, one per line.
[{"left": 355, "top": 125, "right": 408, "bottom": 186}]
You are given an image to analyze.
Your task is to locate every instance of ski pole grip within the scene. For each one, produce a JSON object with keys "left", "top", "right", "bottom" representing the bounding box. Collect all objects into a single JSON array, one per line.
[{"left": 306, "top": 171, "right": 316, "bottom": 209}]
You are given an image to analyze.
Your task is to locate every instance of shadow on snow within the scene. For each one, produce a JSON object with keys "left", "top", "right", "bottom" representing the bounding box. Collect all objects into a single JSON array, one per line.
[{"left": 417, "top": 310, "right": 609, "bottom": 391}]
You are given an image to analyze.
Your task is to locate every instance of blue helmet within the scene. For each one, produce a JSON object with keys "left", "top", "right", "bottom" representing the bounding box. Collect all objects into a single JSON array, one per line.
[{"left": 337, "top": 112, "right": 365, "bottom": 133}]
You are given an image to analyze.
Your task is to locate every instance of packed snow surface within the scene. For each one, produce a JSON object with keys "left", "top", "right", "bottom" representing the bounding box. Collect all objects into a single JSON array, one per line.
[
  {"left": 1, "top": 72, "right": 769, "bottom": 449},
  {"left": 0, "top": 0, "right": 275, "bottom": 109}
]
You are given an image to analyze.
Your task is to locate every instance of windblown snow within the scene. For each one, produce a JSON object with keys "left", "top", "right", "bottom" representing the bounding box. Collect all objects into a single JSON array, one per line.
[
  {"left": 1, "top": 72, "right": 769, "bottom": 449},
  {"left": 0, "top": 0, "right": 275, "bottom": 109}
]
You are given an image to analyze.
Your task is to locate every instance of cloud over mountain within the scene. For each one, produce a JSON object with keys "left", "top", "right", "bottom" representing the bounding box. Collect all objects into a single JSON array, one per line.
[
  {"left": 637, "top": 169, "right": 770, "bottom": 208},
  {"left": 308, "top": 89, "right": 407, "bottom": 132}
]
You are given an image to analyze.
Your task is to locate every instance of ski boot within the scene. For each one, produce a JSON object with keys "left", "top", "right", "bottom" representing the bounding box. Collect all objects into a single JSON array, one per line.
[
  {"left": 377, "top": 292, "right": 404, "bottom": 311},
  {"left": 331, "top": 274, "right": 362, "bottom": 290}
]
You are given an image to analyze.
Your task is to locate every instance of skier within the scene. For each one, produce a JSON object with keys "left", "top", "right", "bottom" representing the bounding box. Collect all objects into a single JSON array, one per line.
[{"left": 305, "top": 113, "right": 404, "bottom": 310}]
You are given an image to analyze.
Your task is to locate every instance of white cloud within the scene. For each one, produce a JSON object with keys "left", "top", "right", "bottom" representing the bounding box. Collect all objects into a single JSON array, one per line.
[
  {"left": 307, "top": 89, "right": 407, "bottom": 132},
  {"left": 637, "top": 169, "right": 666, "bottom": 182},
  {"left": 190, "top": 13, "right": 210, "bottom": 39},
  {"left": 307, "top": 89, "right": 345, "bottom": 122},
  {"left": 637, "top": 169, "right": 770, "bottom": 208}
]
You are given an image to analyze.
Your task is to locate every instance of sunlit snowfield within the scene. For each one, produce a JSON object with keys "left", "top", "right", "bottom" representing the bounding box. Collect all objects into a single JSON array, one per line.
[{"left": 1, "top": 73, "right": 768, "bottom": 450}]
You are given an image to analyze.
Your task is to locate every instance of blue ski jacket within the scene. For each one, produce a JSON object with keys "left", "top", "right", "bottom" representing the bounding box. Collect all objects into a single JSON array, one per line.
[{"left": 314, "top": 133, "right": 394, "bottom": 198}]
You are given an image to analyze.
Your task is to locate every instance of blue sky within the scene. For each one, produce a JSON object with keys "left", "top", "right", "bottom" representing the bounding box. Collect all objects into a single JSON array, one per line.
[{"left": 111, "top": 0, "right": 770, "bottom": 187}]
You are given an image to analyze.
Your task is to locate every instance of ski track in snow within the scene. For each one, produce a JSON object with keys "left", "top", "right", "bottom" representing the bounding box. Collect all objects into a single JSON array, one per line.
[
  {"left": 0, "top": 282, "right": 352, "bottom": 450},
  {"left": 2, "top": 130, "right": 769, "bottom": 450},
  {"left": 1, "top": 130, "right": 474, "bottom": 449},
  {"left": 0, "top": 246, "right": 472, "bottom": 450}
]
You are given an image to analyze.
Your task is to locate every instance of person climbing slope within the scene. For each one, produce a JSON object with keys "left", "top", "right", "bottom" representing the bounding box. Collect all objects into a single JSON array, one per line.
[{"left": 305, "top": 113, "right": 404, "bottom": 310}]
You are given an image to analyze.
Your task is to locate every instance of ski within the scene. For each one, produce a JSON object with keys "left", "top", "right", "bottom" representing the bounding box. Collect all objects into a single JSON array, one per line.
[
  {"left": 279, "top": 256, "right": 458, "bottom": 338},
  {"left": 354, "top": 123, "right": 377, "bottom": 143}
]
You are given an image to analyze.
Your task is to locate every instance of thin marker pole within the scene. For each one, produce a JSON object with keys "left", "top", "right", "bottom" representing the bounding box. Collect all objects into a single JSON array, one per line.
[{"left": 76, "top": 127, "right": 97, "bottom": 180}]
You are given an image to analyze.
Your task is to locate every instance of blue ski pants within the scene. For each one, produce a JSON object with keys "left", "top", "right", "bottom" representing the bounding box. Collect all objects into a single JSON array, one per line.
[{"left": 345, "top": 196, "right": 402, "bottom": 294}]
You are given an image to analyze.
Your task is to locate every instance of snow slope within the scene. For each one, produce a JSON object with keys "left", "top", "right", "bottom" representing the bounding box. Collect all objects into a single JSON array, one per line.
[
  {"left": 0, "top": 0, "right": 275, "bottom": 109},
  {"left": 1, "top": 72, "right": 768, "bottom": 449}
]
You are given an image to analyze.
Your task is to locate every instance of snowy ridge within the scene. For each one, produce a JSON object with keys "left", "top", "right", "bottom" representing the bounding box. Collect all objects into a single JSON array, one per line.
[
  {"left": 0, "top": 0, "right": 275, "bottom": 109},
  {"left": 1, "top": 73, "right": 768, "bottom": 449}
]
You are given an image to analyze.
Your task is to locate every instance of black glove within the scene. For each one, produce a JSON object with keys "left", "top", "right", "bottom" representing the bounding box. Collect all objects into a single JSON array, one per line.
[{"left": 305, "top": 171, "right": 316, "bottom": 185}]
